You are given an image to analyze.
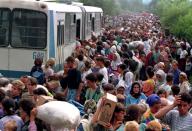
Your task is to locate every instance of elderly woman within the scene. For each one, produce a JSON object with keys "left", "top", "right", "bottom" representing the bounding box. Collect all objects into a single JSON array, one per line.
[
  {"left": 179, "top": 72, "right": 190, "bottom": 93},
  {"left": 125, "top": 82, "right": 147, "bottom": 106},
  {"left": 155, "top": 69, "right": 166, "bottom": 90},
  {"left": 111, "top": 52, "right": 122, "bottom": 71}
]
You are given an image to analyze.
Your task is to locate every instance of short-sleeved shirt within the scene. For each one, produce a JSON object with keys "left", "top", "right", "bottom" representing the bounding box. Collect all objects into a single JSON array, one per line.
[
  {"left": 141, "top": 109, "right": 156, "bottom": 124},
  {"left": 85, "top": 87, "right": 103, "bottom": 103},
  {"left": 162, "top": 110, "right": 192, "bottom": 131},
  {"left": 125, "top": 93, "right": 147, "bottom": 106},
  {"left": 60, "top": 69, "right": 82, "bottom": 90}
]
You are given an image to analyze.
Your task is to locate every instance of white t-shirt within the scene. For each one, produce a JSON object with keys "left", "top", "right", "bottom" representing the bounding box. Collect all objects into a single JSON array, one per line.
[
  {"left": 180, "top": 50, "right": 188, "bottom": 59},
  {"left": 99, "top": 67, "right": 108, "bottom": 84}
]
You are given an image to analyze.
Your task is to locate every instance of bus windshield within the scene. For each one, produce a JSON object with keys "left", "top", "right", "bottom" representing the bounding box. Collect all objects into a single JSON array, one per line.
[
  {"left": 0, "top": 8, "right": 10, "bottom": 47},
  {"left": 11, "top": 9, "right": 47, "bottom": 49}
]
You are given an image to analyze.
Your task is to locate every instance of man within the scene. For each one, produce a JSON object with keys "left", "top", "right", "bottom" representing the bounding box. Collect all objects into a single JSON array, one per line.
[
  {"left": 155, "top": 93, "right": 192, "bottom": 131},
  {"left": 159, "top": 73, "right": 173, "bottom": 96},
  {"left": 96, "top": 56, "right": 108, "bottom": 84},
  {"left": 10, "top": 80, "right": 25, "bottom": 110},
  {"left": 141, "top": 94, "right": 161, "bottom": 124},
  {"left": 169, "top": 60, "right": 181, "bottom": 85},
  {"left": 61, "top": 56, "right": 82, "bottom": 101},
  {"left": 85, "top": 73, "right": 103, "bottom": 103}
]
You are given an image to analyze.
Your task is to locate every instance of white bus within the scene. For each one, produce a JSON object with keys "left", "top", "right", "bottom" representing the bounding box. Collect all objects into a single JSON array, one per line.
[{"left": 0, "top": 0, "right": 103, "bottom": 78}]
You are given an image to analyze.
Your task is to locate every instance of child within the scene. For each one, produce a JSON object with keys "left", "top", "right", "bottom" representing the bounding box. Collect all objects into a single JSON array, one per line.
[
  {"left": 124, "top": 121, "right": 139, "bottom": 131},
  {"left": 4, "top": 120, "right": 17, "bottom": 131}
]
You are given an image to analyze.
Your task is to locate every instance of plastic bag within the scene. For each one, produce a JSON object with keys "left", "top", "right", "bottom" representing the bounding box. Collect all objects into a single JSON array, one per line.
[{"left": 37, "top": 101, "right": 81, "bottom": 130}]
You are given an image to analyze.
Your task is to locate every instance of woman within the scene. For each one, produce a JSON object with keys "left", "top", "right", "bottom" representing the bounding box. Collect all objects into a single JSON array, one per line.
[
  {"left": 117, "top": 63, "right": 134, "bottom": 95},
  {"left": 155, "top": 69, "right": 166, "bottom": 91},
  {"left": 19, "top": 99, "right": 38, "bottom": 131},
  {"left": 91, "top": 101, "right": 125, "bottom": 131},
  {"left": 179, "top": 72, "right": 190, "bottom": 93},
  {"left": 42, "top": 58, "right": 55, "bottom": 81},
  {"left": 142, "top": 66, "right": 155, "bottom": 97},
  {"left": 125, "top": 82, "right": 147, "bottom": 106},
  {"left": 0, "top": 98, "right": 23, "bottom": 131},
  {"left": 111, "top": 53, "right": 122, "bottom": 71},
  {"left": 30, "top": 58, "right": 45, "bottom": 85}
]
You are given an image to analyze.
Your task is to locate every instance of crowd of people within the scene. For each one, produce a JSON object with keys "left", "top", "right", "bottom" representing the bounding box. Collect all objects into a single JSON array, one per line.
[{"left": 0, "top": 12, "right": 192, "bottom": 131}]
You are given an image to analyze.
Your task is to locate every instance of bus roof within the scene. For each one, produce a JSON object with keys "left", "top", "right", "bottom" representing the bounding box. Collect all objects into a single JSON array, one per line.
[
  {"left": 45, "top": 2, "right": 82, "bottom": 13},
  {"left": 82, "top": 6, "right": 103, "bottom": 13},
  {"left": 0, "top": 0, "right": 48, "bottom": 12}
]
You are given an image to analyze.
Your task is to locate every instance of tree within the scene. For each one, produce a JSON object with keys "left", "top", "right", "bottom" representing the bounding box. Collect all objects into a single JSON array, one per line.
[{"left": 150, "top": 0, "right": 192, "bottom": 42}]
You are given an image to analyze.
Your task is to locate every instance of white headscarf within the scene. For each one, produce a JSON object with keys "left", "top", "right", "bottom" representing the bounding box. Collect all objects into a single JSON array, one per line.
[
  {"left": 110, "top": 45, "right": 117, "bottom": 54},
  {"left": 155, "top": 69, "right": 166, "bottom": 89},
  {"left": 111, "top": 53, "right": 121, "bottom": 70}
]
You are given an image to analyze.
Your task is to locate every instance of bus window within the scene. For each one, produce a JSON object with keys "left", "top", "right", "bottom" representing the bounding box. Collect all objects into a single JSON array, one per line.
[
  {"left": 57, "top": 21, "right": 64, "bottom": 46},
  {"left": 11, "top": 9, "right": 47, "bottom": 49},
  {"left": 65, "top": 13, "right": 70, "bottom": 44},
  {"left": 0, "top": 8, "right": 10, "bottom": 47}
]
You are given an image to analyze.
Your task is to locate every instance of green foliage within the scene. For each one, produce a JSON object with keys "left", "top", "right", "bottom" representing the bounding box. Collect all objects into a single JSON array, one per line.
[
  {"left": 122, "top": 0, "right": 147, "bottom": 12},
  {"left": 150, "top": 0, "right": 192, "bottom": 41}
]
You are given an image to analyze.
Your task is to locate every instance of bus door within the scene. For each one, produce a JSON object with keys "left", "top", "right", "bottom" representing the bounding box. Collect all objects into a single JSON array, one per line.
[
  {"left": 76, "top": 19, "right": 81, "bottom": 40},
  {"left": 57, "top": 20, "right": 65, "bottom": 71}
]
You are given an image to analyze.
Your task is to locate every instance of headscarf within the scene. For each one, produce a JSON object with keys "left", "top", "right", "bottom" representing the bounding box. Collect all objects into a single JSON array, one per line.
[
  {"left": 155, "top": 69, "right": 166, "bottom": 89},
  {"left": 110, "top": 45, "right": 117, "bottom": 54},
  {"left": 111, "top": 53, "right": 122, "bottom": 71}
]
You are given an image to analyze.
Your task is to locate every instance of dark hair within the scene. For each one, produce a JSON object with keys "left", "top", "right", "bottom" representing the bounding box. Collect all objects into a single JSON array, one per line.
[
  {"left": 124, "top": 104, "right": 141, "bottom": 123},
  {"left": 114, "top": 103, "right": 125, "bottom": 113},
  {"left": 179, "top": 92, "right": 192, "bottom": 104},
  {"left": 104, "top": 60, "right": 111, "bottom": 68},
  {"left": 118, "top": 64, "right": 127, "bottom": 71},
  {"left": 34, "top": 58, "right": 43, "bottom": 66},
  {"left": 85, "top": 61, "right": 91, "bottom": 69},
  {"left": 146, "top": 66, "right": 154, "bottom": 78},
  {"left": 54, "top": 93, "right": 66, "bottom": 101},
  {"left": 102, "top": 83, "right": 114, "bottom": 92},
  {"left": 166, "top": 73, "right": 173, "bottom": 82},
  {"left": 66, "top": 56, "right": 75, "bottom": 63},
  {"left": 128, "top": 59, "right": 138, "bottom": 72},
  {"left": 77, "top": 54, "right": 84, "bottom": 61},
  {"left": 130, "top": 82, "right": 141, "bottom": 98},
  {"left": 96, "top": 73, "right": 104, "bottom": 82},
  {"left": 33, "top": 88, "right": 48, "bottom": 96},
  {"left": 123, "top": 58, "right": 129, "bottom": 67},
  {"left": 0, "top": 89, "right": 6, "bottom": 103},
  {"left": 28, "top": 77, "right": 38, "bottom": 86},
  {"left": 171, "top": 85, "right": 180, "bottom": 96},
  {"left": 2, "top": 98, "right": 15, "bottom": 115},
  {"left": 122, "top": 44, "right": 128, "bottom": 51},
  {"left": 111, "top": 103, "right": 125, "bottom": 123},
  {"left": 122, "top": 53, "right": 130, "bottom": 59},
  {"left": 96, "top": 56, "right": 105, "bottom": 63},
  {"left": 19, "top": 99, "right": 35, "bottom": 116},
  {"left": 157, "top": 89, "right": 166, "bottom": 96},
  {"left": 96, "top": 45, "right": 103, "bottom": 54},
  {"left": 85, "top": 73, "right": 97, "bottom": 82}
]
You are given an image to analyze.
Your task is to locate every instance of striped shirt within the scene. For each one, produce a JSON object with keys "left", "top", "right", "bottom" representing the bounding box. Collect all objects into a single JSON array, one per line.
[{"left": 162, "top": 110, "right": 192, "bottom": 131}]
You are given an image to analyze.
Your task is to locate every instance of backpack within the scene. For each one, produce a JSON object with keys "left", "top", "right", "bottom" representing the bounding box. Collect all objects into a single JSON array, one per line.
[{"left": 32, "top": 67, "right": 45, "bottom": 85}]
